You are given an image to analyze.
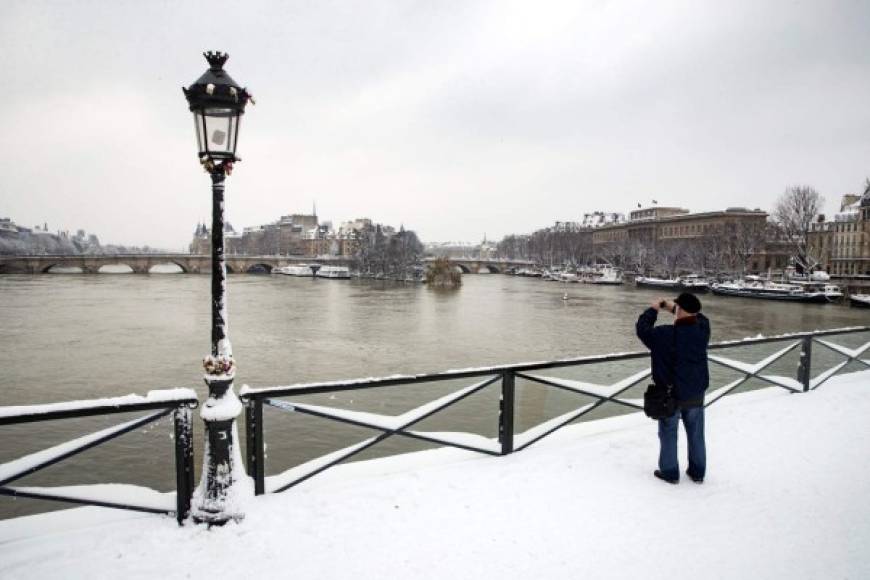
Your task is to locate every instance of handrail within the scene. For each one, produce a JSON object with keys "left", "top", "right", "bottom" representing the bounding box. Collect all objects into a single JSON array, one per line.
[
  {"left": 240, "top": 325, "right": 870, "bottom": 400},
  {"left": 241, "top": 325, "right": 870, "bottom": 497},
  {"left": 0, "top": 391, "right": 199, "bottom": 425},
  {"left": 0, "top": 390, "right": 198, "bottom": 524}
]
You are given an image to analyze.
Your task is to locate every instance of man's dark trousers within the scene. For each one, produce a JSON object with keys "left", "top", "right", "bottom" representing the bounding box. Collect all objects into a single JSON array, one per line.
[{"left": 658, "top": 406, "right": 705, "bottom": 481}]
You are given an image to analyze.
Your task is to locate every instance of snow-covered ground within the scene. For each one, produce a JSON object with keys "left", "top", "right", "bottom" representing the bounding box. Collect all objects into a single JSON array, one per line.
[{"left": 1, "top": 371, "right": 868, "bottom": 580}]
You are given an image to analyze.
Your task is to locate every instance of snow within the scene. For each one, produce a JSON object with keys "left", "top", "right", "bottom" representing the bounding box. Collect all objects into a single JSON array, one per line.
[
  {"left": 708, "top": 341, "right": 800, "bottom": 375},
  {"left": 1, "top": 370, "right": 869, "bottom": 580},
  {"left": 522, "top": 368, "right": 651, "bottom": 399},
  {"left": 0, "top": 388, "right": 197, "bottom": 420},
  {"left": 7, "top": 484, "right": 174, "bottom": 512},
  {"left": 199, "top": 387, "right": 242, "bottom": 422},
  {"left": 0, "top": 411, "right": 168, "bottom": 486},
  {"left": 278, "top": 375, "right": 498, "bottom": 431}
]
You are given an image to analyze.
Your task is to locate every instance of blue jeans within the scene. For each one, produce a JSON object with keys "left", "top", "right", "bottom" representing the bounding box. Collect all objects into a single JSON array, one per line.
[{"left": 658, "top": 406, "right": 705, "bottom": 481}]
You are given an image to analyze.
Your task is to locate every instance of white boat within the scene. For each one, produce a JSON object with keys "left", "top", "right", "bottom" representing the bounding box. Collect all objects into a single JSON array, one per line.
[
  {"left": 711, "top": 279, "right": 829, "bottom": 303},
  {"left": 849, "top": 293, "right": 870, "bottom": 308},
  {"left": 273, "top": 264, "right": 315, "bottom": 277},
  {"left": 677, "top": 274, "right": 710, "bottom": 293},
  {"left": 636, "top": 276, "right": 681, "bottom": 289},
  {"left": 316, "top": 265, "right": 351, "bottom": 279},
  {"left": 583, "top": 265, "right": 623, "bottom": 285},
  {"left": 636, "top": 274, "right": 708, "bottom": 292}
]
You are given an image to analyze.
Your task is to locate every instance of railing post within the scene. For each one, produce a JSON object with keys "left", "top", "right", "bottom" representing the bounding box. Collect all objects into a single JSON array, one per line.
[
  {"left": 797, "top": 336, "right": 813, "bottom": 392},
  {"left": 245, "top": 397, "right": 265, "bottom": 495},
  {"left": 173, "top": 405, "right": 194, "bottom": 525},
  {"left": 499, "top": 371, "right": 515, "bottom": 455}
]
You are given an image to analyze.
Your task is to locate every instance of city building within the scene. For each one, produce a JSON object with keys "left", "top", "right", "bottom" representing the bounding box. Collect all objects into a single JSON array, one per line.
[
  {"left": 189, "top": 213, "right": 372, "bottom": 258},
  {"left": 808, "top": 191, "right": 870, "bottom": 276}
]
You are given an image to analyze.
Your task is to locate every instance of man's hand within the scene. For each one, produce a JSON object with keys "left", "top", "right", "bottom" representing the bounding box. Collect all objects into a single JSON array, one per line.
[{"left": 651, "top": 298, "right": 664, "bottom": 310}]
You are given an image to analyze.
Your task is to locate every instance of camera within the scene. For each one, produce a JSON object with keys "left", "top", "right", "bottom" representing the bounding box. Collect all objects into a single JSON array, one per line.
[{"left": 659, "top": 300, "right": 668, "bottom": 309}]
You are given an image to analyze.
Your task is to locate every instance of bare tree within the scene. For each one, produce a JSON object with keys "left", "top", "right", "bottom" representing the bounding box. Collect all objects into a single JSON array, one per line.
[
  {"left": 772, "top": 185, "right": 824, "bottom": 272},
  {"left": 725, "top": 219, "right": 769, "bottom": 276}
]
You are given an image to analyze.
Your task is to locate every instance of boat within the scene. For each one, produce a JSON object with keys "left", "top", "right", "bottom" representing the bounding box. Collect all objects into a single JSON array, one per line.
[
  {"left": 789, "top": 281, "right": 843, "bottom": 301},
  {"left": 677, "top": 274, "right": 710, "bottom": 293},
  {"left": 516, "top": 268, "right": 543, "bottom": 278},
  {"left": 636, "top": 274, "right": 708, "bottom": 292},
  {"left": 848, "top": 293, "right": 870, "bottom": 308},
  {"left": 710, "top": 279, "right": 829, "bottom": 303},
  {"left": 582, "top": 265, "right": 623, "bottom": 285},
  {"left": 558, "top": 271, "right": 580, "bottom": 283},
  {"left": 273, "top": 264, "right": 315, "bottom": 277},
  {"left": 635, "top": 276, "right": 681, "bottom": 290},
  {"left": 316, "top": 265, "right": 351, "bottom": 279}
]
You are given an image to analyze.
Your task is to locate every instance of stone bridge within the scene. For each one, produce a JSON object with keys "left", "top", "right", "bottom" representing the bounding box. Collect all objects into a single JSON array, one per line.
[
  {"left": 0, "top": 254, "right": 538, "bottom": 275},
  {"left": 0, "top": 254, "right": 356, "bottom": 274},
  {"left": 423, "top": 257, "right": 536, "bottom": 274}
]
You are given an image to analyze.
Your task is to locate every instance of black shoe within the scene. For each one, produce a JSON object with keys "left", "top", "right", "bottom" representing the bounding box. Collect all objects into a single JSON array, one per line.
[
  {"left": 654, "top": 470, "right": 678, "bottom": 484},
  {"left": 686, "top": 470, "right": 704, "bottom": 484}
]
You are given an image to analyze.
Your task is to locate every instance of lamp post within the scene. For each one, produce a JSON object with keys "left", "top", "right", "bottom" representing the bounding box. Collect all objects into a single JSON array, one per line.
[{"left": 183, "top": 51, "right": 253, "bottom": 524}]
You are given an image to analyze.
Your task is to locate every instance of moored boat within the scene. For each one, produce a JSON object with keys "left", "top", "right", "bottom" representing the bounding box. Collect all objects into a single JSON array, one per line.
[
  {"left": 636, "top": 276, "right": 681, "bottom": 290},
  {"left": 849, "top": 293, "right": 870, "bottom": 308},
  {"left": 677, "top": 274, "right": 710, "bottom": 293},
  {"left": 583, "top": 265, "right": 623, "bottom": 285},
  {"left": 273, "top": 264, "right": 315, "bottom": 277},
  {"left": 316, "top": 265, "right": 351, "bottom": 279},
  {"left": 710, "top": 280, "right": 829, "bottom": 303},
  {"left": 636, "top": 274, "right": 708, "bottom": 292}
]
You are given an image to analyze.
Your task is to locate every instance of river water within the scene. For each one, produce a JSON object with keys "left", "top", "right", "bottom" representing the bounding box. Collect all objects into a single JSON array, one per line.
[{"left": 1, "top": 272, "right": 867, "bottom": 519}]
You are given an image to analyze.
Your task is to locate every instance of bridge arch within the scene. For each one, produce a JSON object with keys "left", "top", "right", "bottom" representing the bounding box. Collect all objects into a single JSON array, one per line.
[
  {"left": 245, "top": 263, "right": 274, "bottom": 274},
  {"left": 453, "top": 264, "right": 471, "bottom": 274},
  {"left": 43, "top": 263, "right": 84, "bottom": 274},
  {"left": 147, "top": 261, "right": 187, "bottom": 274},
  {"left": 97, "top": 264, "right": 135, "bottom": 273},
  {"left": 483, "top": 265, "right": 501, "bottom": 274}
]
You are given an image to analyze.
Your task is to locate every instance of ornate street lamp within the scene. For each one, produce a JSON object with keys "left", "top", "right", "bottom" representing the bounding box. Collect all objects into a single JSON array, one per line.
[{"left": 183, "top": 51, "right": 253, "bottom": 524}]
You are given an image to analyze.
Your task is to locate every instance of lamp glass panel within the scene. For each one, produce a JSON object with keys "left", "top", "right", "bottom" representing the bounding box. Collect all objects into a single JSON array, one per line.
[
  {"left": 192, "top": 112, "right": 205, "bottom": 153},
  {"left": 203, "top": 108, "right": 234, "bottom": 157}
]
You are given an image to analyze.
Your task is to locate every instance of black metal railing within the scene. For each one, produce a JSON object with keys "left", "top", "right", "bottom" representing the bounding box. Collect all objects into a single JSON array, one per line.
[
  {"left": 0, "top": 392, "right": 198, "bottom": 525},
  {"left": 240, "top": 325, "right": 870, "bottom": 496}
]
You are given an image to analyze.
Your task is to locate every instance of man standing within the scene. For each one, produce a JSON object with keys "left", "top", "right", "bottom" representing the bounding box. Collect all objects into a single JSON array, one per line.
[{"left": 636, "top": 293, "right": 711, "bottom": 484}]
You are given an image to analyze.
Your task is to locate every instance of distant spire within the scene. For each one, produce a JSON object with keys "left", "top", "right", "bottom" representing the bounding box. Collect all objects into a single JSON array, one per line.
[{"left": 313, "top": 201, "right": 317, "bottom": 217}]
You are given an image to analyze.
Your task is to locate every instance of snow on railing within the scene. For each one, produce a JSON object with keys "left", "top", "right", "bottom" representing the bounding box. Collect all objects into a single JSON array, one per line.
[
  {"left": 240, "top": 326, "right": 870, "bottom": 497},
  {"left": 0, "top": 389, "right": 198, "bottom": 524}
]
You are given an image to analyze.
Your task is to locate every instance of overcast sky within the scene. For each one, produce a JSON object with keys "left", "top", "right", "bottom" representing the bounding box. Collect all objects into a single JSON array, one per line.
[{"left": 2, "top": 0, "right": 869, "bottom": 250}]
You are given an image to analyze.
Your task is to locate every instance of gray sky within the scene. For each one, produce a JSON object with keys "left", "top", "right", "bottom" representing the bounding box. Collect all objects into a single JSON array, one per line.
[{"left": 2, "top": 0, "right": 869, "bottom": 250}]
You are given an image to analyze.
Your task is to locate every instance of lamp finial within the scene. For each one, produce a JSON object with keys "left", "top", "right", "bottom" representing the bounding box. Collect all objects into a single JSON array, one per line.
[{"left": 204, "top": 51, "right": 229, "bottom": 70}]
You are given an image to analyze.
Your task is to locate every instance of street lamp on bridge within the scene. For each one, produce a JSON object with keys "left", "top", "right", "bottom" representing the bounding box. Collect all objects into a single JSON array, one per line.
[{"left": 183, "top": 51, "right": 253, "bottom": 525}]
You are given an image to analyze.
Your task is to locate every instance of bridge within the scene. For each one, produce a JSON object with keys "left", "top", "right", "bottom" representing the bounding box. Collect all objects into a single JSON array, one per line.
[
  {"left": 0, "top": 254, "right": 354, "bottom": 274},
  {"left": 424, "top": 257, "right": 536, "bottom": 274},
  {"left": 0, "top": 254, "right": 537, "bottom": 275}
]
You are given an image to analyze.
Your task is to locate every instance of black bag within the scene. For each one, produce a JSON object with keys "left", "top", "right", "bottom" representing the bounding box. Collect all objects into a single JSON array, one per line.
[
  {"left": 644, "top": 383, "right": 676, "bottom": 420},
  {"left": 643, "top": 323, "right": 678, "bottom": 420}
]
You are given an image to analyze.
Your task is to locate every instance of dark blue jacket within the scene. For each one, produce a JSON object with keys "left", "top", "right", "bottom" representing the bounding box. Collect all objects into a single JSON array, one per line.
[{"left": 636, "top": 308, "right": 711, "bottom": 403}]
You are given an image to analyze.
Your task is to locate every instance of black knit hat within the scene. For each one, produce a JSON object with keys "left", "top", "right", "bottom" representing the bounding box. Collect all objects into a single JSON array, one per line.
[{"left": 674, "top": 292, "right": 701, "bottom": 314}]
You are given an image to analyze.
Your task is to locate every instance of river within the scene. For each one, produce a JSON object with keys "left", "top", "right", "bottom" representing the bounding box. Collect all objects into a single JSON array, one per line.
[{"left": 1, "top": 272, "right": 867, "bottom": 519}]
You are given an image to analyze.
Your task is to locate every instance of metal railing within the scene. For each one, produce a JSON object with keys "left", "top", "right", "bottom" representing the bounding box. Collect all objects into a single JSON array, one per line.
[
  {"left": 1, "top": 326, "right": 867, "bottom": 523},
  {"left": 0, "top": 392, "right": 198, "bottom": 525},
  {"left": 240, "top": 326, "right": 870, "bottom": 496}
]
